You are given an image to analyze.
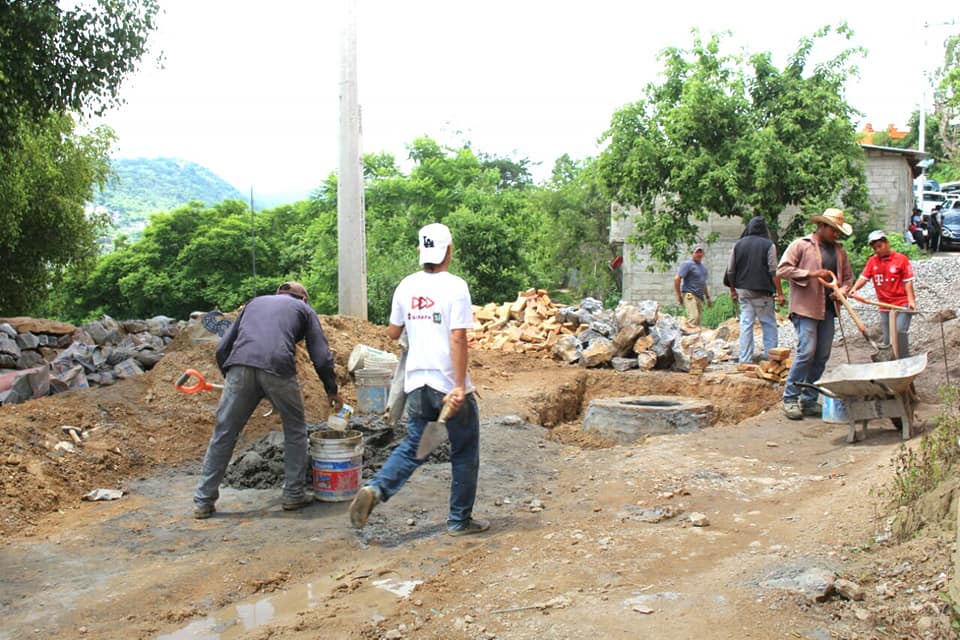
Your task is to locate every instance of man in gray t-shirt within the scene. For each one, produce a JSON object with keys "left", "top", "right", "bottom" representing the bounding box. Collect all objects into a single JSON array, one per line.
[{"left": 674, "top": 246, "right": 711, "bottom": 326}]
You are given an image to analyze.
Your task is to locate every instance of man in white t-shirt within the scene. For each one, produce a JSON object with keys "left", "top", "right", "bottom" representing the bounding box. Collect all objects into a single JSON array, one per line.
[{"left": 349, "top": 223, "right": 488, "bottom": 536}]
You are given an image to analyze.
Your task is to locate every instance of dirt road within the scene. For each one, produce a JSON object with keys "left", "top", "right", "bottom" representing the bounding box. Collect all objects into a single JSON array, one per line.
[{"left": 1, "top": 313, "right": 958, "bottom": 639}]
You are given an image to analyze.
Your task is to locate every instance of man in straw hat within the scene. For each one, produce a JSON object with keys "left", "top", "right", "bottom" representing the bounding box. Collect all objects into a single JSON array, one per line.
[
  {"left": 776, "top": 208, "right": 854, "bottom": 420},
  {"left": 193, "top": 282, "right": 344, "bottom": 519}
]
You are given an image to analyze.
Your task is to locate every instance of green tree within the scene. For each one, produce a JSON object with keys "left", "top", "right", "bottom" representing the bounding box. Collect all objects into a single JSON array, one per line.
[
  {"left": 0, "top": 0, "right": 159, "bottom": 315},
  {"left": 0, "top": 113, "right": 113, "bottom": 314},
  {"left": 934, "top": 32, "right": 960, "bottom": 179},
  {"left": 597, "top": 26, "right": 870, "bottom": 265},
  {"left": 897, "top": 110, "right": 946, "bottom": 159},
  {"left": 57, "top": 138, "right": 559, "bottom": 324},
  {"left": 0, "top": 0, "right": 159, "bottom": 137},
  {"left": 529, "top": 155, "right": 618, "bottom": 301}
]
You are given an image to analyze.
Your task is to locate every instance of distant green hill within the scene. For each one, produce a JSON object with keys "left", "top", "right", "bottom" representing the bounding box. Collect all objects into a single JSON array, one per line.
[{"left": 92, "top": 157, "right": 244, "bottom": 242}]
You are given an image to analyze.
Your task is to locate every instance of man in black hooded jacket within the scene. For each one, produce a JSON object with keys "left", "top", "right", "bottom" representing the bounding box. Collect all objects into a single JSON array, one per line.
[{"left": 725, "top": 217, "right": 785, "bottom": 364}]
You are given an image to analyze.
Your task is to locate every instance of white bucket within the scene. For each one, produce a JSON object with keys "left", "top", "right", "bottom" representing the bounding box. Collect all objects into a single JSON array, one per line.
[
  {"left": 355, "top": 367, "right": 394, "bottom": 414},
  {"left": 348, "top": 344, "right": 398, "bottom": 374},
  {"left": 309, "top": 430, "right": 363, "bottom": 502}
]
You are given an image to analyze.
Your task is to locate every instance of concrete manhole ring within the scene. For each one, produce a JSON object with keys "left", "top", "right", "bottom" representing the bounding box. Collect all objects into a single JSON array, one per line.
[{"left": 581, "top": 395, "right": 717, "bottom": 443}]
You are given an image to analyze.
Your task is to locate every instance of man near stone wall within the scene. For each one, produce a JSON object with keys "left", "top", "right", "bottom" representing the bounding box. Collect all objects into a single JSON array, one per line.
[
  {"left": 724, "top": 217, "right": 785, "bottom": 363},
  {"left": 776, "top": 209, "right": 854, "bottom": 420},
  {"left": 674, "top": 246, "right": 711, "bottom": 326}
]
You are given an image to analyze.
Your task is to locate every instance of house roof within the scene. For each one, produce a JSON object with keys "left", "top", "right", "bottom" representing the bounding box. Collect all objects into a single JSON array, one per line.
[
  {"left": 859, "top": 143, "right": 929, "bottom": 158},
  {"left": 859, "top": 144, "right": 930, "bottom": 178},
  {"left": 858, "top": 123, "right": 910, "bottom": 144}
]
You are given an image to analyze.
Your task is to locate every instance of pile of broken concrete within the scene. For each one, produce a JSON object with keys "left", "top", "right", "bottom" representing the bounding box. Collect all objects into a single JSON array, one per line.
[
  {"left": 551, "top": 298, "right": 739, "bottom": 373},
  {"left": 0, "top": 315, "right": 181, "bottom": 405}
]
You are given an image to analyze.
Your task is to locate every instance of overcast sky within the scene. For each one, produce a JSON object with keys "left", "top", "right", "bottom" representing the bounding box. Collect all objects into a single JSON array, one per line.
[{"left": 101, "top": 0, "right": 959, "bottom": 201}]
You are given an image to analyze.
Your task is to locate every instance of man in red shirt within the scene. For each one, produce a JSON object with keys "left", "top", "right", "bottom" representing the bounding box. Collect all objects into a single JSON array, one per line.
[{"left": 849, "top": 230, "right": 917, "bottom": 358}]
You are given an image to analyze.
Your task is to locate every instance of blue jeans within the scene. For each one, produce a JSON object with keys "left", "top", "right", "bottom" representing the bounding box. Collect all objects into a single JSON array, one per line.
[
  {"left": 368, "top": 385, "right": 480, "bottom": 528},
  {"left": 738, "top": 296, "right": 778, "bottom": 364},
  {"left": 783, "top": 314, "right": 835, "bottom": 406},
  {"left": 194, "top": 366, "right": 308, "bottom": 506}
]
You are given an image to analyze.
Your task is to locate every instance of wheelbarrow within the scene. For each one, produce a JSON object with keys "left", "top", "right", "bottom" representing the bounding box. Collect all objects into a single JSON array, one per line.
[{"left": 800, "top": 353, "right": 927, "bottom": 443}]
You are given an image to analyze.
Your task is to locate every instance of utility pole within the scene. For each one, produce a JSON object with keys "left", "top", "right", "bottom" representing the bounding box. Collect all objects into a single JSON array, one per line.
[
  {"left": 337, "top": 0, "right": 368, "bottom": 319},
  {"left": 250, "top": 186, "right": 257, "bottom": 298}
]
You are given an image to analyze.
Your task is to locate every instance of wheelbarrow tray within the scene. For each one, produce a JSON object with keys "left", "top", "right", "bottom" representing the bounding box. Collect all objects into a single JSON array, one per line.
[
  {"left": 814, "top": 353, "right": 927, "bottom": 398},
  {"left": 812, "top": 353, "right": 927, "bottom": 443}
]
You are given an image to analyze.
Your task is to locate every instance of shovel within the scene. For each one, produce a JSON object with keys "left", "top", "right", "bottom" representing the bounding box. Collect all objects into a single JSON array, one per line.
[
  {"left": 174, "top": 368, "right": 223, "bottom": 394},
  {"left": 818, "top": 275, "right": 892, "bottom": 361},
  {"left": 416, "top": 398, "right": 456, "bottom": 459},
  {"left": 175, "top": 369, "right": 275, "bottom": 416}
]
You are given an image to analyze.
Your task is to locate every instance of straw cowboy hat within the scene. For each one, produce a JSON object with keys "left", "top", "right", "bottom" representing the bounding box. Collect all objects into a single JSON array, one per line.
[{"left": 810, "top": 208, "right": 853, "bottom": 236}]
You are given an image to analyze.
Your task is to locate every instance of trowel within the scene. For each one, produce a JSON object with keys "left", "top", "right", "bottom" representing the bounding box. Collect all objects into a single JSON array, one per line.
[{"left": 416, "top": 399, "right": 455, "bottom": 459}]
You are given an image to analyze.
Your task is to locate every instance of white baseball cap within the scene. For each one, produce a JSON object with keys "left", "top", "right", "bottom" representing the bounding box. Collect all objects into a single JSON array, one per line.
[
  {"left": 867, "top": 229, "right": 888, "bottom": 244},
  {"left": 418, "top": 223, "right": 452, "bottom": 265}
]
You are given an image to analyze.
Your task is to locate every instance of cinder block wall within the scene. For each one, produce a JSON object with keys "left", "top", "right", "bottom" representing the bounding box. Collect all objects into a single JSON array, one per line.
[
  {"left": 616, "top": 212, "right": 741, "bottom": 306},
  {"left": 863, "top": 149, "right": 912, "bottom": 234}
]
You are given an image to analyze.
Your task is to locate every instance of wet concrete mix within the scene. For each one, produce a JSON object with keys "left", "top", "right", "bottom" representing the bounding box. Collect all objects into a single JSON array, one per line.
[{"left": 223, "top": 415, "right": 452, "bottom": 489}]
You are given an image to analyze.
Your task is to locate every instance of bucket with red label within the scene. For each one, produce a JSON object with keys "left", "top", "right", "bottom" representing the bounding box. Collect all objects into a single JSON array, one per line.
[{"left": 308, "top": 429, "right": 363, "bottom": 502}]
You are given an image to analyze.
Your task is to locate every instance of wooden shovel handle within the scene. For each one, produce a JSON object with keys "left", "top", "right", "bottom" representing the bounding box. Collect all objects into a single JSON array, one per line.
[
  {"left": 818, "top": 276, "right": 867, "bottom": 334},
  {"left": 848, "top": 294, "right": 914, "bottom": 313}
]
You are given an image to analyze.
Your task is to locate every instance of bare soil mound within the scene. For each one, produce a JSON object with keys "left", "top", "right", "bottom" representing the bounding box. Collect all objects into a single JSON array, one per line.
[{"left": 0, "top": 314, "right": 399, "bottom": 538}]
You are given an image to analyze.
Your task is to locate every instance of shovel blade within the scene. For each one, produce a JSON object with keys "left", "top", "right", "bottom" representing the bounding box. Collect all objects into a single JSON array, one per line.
[
  {"left": 870, "top": 344, "right": 895, "bottom": 363},
  {"left": 416, "top": 421, "right": 448, "bottom": 459}
]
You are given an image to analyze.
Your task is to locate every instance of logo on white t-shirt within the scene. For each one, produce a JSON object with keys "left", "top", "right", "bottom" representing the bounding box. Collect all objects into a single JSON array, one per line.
[{"left": 411, "top": 296, "right": 434, "bottom": 310}]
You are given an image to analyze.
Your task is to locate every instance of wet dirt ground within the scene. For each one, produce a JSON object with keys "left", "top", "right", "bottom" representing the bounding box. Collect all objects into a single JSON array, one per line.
[{"left": 1, "top": 324, "right": 957, "bottom": 639}]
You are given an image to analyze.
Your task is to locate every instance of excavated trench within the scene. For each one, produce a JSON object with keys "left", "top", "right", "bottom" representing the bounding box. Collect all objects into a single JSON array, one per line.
[{"left": 529, "top": 369, "right": 783, "bottom": 445}]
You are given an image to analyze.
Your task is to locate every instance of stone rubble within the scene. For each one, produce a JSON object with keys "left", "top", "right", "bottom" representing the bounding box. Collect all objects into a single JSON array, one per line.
[
  {"left": 0, "top": 314, "right": 187, "bottom": 404},
  {"left": 545, "top": 298, "right": 738, "bottom": 372}
]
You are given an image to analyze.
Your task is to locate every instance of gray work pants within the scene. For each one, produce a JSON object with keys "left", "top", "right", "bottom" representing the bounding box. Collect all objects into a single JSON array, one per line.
[
  {"left": 879, "top": 310, "right": 912, "bottom": 359},
  {"left": 194, "top": 365, "right": 308, "bottom": 506}
]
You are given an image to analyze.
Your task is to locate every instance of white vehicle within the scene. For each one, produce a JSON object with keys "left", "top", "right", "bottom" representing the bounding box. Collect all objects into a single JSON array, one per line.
[
  {"left": 941, "top": 181, "right": 960, "bottom": 200},
  {"left": 918, "top": 190, "right": 947, "bottom": 216}
]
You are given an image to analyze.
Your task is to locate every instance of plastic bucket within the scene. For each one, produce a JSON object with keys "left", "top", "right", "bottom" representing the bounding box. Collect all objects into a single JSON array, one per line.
[
  {"left": 821, "top": 396, "right": 849, "bottom": 424},
  {"left": 348, "top": 344, "right": 398, "bottom": 374},
  {"left": 355, "top": 368, "right": 393, "bottom": 414},
  {"left": 309, "top": 429, "right": 363, "bottom": 502}
]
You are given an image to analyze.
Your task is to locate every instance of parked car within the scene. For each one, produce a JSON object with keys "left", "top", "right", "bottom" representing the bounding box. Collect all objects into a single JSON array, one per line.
[
  {"left": 940, "top": 209, "right": 960, "bottom": 250},
  {"left": 940, "top": 180, "right": 960, "bottom": 195},
  {"left": 918, "top": 190, "right": 948, "bottom": 216}
]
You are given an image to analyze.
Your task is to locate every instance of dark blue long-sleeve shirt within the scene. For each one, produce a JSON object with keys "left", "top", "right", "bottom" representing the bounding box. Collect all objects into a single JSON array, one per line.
[{"left": 216, "top": 294, "right": 338, "bottom": 396}]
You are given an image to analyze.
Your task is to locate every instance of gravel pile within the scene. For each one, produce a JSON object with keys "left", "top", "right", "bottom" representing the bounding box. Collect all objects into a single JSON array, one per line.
[{"left": 777, "top": 254, "right": 960, "bottom": 352}]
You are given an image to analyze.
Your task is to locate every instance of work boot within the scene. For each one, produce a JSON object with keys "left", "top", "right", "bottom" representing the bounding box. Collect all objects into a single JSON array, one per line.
[
  {"left": 349, "top": 486, "right": 380, "bottom": 529},
  {"left": 193, "top": 503, "right": 216, "bottom": 519},
  {"left": 448, "top": 518, "right": 491, "bottom": 537},
  {"left": 782, "top": 400, "right": 803, "bottom": 420},
  {"left": 800, "top": 403, "right": 822, "bottom": 417},
  {"left": 282, "top": 494, "right": 314, "bottom": 511}
]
